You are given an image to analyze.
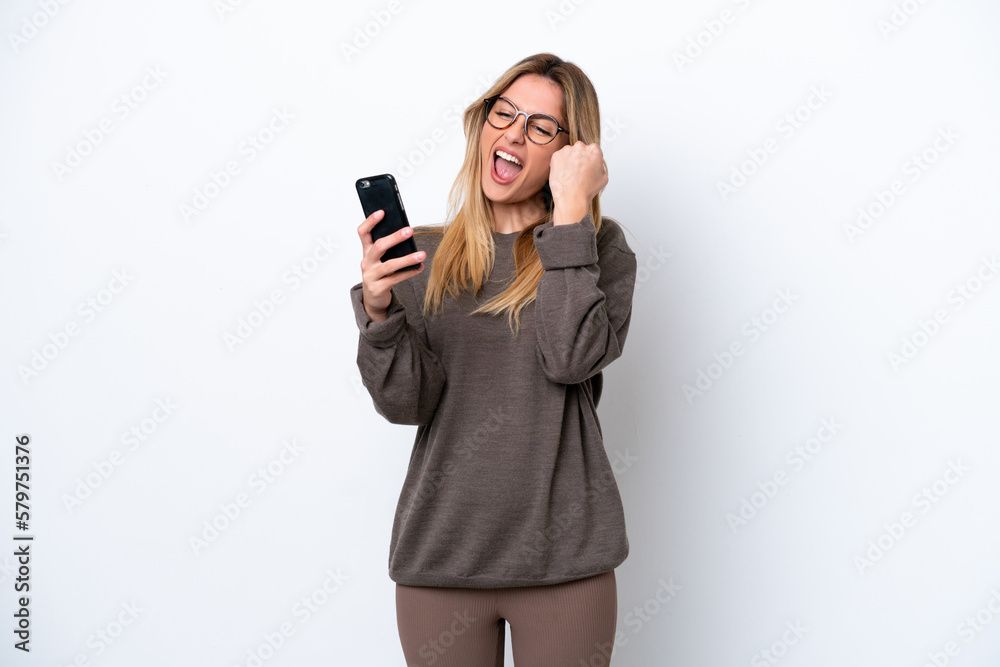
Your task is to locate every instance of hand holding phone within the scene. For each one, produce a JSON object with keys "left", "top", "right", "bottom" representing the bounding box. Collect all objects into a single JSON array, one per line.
[
  {"left": 356, "top": 174, "right": 421, "bottom": 270},
  {"left": 355, "top": 174, "right": 426, "bottom": 320}
]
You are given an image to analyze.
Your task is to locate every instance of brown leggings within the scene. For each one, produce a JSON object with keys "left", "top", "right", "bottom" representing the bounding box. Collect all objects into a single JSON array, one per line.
[{"left": 395, "top": 569, "right": 617, "bottom": 667}]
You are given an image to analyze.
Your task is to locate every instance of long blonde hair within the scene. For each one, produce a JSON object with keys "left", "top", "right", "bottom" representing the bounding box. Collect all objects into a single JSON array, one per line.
[{"left": 416, "top": 53, "right": 604, "bottom": 335}]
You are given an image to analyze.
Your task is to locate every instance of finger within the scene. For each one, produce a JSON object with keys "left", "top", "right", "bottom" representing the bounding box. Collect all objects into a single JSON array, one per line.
[
  {"left": 366, "top": 230, "right": 425, "bottom": 269},
  {"left": 388, "top": 255, "right": 426, "bottom": 276},
  {"left": 370, "top": 225, "right": 416, "bottom": 259},
  {"left": 370, "top": 253, "right": 426, "bottom": 283},
  {"left": 357, "top": 209, "right": 385, "bottom": 252}
]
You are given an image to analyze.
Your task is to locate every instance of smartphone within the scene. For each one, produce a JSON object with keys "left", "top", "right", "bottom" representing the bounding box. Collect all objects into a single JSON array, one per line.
[{"left": 356, "top": 173, "right": 422, "bottom": 273}]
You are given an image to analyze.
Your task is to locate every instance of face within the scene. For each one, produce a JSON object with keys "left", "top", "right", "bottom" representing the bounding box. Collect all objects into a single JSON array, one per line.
[{"left": 480, "top": 73, "right": 569, "bottom": 207}]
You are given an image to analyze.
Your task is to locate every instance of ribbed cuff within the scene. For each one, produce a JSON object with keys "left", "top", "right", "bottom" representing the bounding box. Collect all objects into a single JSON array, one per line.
[
  {"left": 533, "top": 214, "right": 599, "bottom": 270},
  {"left": 350, "top": 282, "right": 405, "bottom": 346}
]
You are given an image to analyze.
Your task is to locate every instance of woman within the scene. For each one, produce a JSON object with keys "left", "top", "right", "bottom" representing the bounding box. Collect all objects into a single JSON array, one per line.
[{"left": 350, "top": 53, "right": 637, "bottom": 666}]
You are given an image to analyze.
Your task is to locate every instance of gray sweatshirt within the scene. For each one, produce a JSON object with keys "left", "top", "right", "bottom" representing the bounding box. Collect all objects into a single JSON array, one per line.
[{"left": 349, "top": 213, "right": 637, "bottom": 588}]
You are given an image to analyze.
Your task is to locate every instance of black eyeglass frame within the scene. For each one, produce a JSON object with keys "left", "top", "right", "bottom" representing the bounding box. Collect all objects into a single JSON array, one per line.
[{"left": 483, "top": 95, "right": 568, "bottom": 145}]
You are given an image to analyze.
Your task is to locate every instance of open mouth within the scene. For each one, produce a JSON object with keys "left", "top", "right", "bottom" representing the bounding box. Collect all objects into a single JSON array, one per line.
[{"left": 492, "top": 149, "right": 523, "bottom": 184}]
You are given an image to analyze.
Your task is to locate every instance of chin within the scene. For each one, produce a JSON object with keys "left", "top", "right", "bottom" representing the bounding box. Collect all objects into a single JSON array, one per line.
[{"left": 481, "top": 174, "right": 514, "bottom": 203}]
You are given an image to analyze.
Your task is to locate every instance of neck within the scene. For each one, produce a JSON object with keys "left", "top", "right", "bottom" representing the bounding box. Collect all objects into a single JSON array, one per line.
[{"left": 491, "top": 193, "right": 547, "bottom": 234}]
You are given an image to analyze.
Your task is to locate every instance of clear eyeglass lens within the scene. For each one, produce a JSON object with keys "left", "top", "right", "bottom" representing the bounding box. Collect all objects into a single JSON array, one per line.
[{"left": 488, "top": 98, "right": 559, "bottom": 144}]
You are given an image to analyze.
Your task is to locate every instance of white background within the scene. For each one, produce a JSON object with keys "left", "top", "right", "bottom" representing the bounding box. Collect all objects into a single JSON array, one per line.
[{"left": 1, "top": 0, "right": 999, "bottom": 665}]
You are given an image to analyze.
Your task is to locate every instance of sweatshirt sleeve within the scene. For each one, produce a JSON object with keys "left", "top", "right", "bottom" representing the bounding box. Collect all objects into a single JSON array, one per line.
[
  {"left": 349, "top": 280, "right": 446, "bottom": 426},
  {"left": 532, "top": 214, "right": 637, "bottom": 385}
]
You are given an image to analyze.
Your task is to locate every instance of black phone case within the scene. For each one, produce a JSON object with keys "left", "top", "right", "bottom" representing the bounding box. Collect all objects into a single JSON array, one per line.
[{"left": 356, "top": 174, "right": 421, "bottom": 272}]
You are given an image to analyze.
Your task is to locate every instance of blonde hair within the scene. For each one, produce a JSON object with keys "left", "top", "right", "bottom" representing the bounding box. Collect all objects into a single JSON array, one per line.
[{"left": 416, "top": 53, "right": 605, "bottom": 335}]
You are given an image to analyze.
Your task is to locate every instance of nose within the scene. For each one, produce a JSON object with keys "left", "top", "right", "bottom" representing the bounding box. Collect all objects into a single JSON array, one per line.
[{"left": 503, "top": 111, "right": 528, "bottom": 144}]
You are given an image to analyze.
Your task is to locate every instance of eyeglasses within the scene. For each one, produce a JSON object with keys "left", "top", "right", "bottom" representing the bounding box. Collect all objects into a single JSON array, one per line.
[{"left": 484, "top": 95, "right": 567, "bottom": 145}]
